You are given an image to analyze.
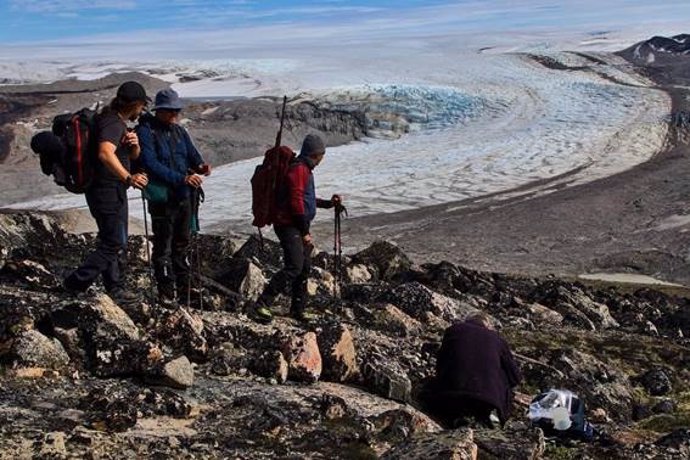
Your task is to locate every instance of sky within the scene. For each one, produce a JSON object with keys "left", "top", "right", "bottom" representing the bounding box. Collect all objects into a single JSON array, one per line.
[{"left": 3, "top": 0, "right": 690, "bottom": 48}]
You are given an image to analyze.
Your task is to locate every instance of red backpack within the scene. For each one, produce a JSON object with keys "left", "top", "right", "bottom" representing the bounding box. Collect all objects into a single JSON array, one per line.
[
  {"left": 251, "top": 145, "right": 296, "bottom": 228},
  {"left": 31, "top": 107, "right": 98, "bottom": 194}
]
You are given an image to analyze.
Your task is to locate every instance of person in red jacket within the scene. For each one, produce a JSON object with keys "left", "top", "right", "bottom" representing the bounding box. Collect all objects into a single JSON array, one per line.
[
  {"left": 422, "top": 313, "right": 522, "bottom": 428},
  {"left": 253, "top": 134, "right": 341, "bottom": 323}
]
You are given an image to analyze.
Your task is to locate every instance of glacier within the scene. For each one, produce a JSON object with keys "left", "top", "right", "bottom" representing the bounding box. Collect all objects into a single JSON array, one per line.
[{"left": 6, "top": 50, "right": 670, "bottom": 234}]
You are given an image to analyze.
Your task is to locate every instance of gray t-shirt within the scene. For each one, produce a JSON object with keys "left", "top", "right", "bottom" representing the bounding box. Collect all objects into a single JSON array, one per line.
[{"left": 94, "top": 111, "right": 130, "bottom": 184}]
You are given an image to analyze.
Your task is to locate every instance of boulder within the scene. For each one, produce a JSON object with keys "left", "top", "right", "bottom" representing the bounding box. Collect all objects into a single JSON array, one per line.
[
  {"left": 217, "top": 258, "right": 267, "bottom": 302},
  {"left": 380, "top": 282, "right": 481, "bottom": 323},
  {"left": 83, "top": 294, "right": 141, "bottom": 341},
  {"left": 146, "top": 355, "right": 195, "bottom": 389},
  {"left": 9, "top": 329, "right": 70, "bottom": 369},
  {"left": 250, "top": 350, "right": 289, "bottom": 384},
  {"left": 240, "top": 262, "right": 268, "bottom": 301},
  {"left": 536, "top": 284, "right": 619, "bottom": 330},
  {"left": 281, "top": 331, "right": 322, "bottom": 383},
  {"left": 381, "top": 429, "right": 477, "bottom": 460},
  {"left": 372, "top": 408, "right": 441, "bottom": 443},
  {"left": 317, "top": 323, "right": 358, "bottom": 382},
  {"left": 155, "top": 307, "right": 208, "bottom": 362},
  {"left": 475, "top": 425, "right": 545, "bottom": 459},
  {"left": 639, "top": 368, "right": 673, "bottom": 396},
  {"left": 525, "top": 302, "right": 564, "bottom": 325},
  {"left": 655, "top": 429, "right": 690, "bottom": 455},
  {"left": 346, "top": 263, "right": 373, "bottom": 284},
  {"left": 307, "top": 267, "right": 335, "bottom": 296},
  {"left": 371, "top": 303, "right": 423, "bottom": 337},
  {"left": 36, "top": 432, "right": 67, "bottom": 458},
  {"left": 362, "top": 358, "right": 411, "bottom": 403},
  {"left": 229, "top": 234, "right": 283, "bottom": 269},
  {"left": 351, "top": 240, "right": 413, "bottom": 281}
]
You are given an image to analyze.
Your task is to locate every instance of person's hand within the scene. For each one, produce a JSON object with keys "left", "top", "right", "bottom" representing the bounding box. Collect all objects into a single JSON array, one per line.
[
  {"left": 197, "top": 163, "right": 211, "bottom": 176},
  {"left": 131, "top": 173, "right": 148, "bottom": 190},
  {"left": 332, "top": 194, "right": 346, "bottom": 213},
  {"left": 303, "top": 233, "right": 314, "bottom": 254},
  {"left": 123, "top": 131, "right": 139, "bottom": 149},
  {"left": 185, "top": 174, "right": 203, "bottom": 188}
]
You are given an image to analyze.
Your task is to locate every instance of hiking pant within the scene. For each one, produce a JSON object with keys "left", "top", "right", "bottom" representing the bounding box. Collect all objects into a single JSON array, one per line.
[
  {"left": 258, "top": 225, "right": 311, "bottom": 313},
  {"left": 65, "top": 183, "right": 128, "bottom": 292},
  {"left": 423, "top": 392, "right": 497, "bottom": 429},
  {"left": 149, "top": 197, "right": 192, "bottom": 297}
]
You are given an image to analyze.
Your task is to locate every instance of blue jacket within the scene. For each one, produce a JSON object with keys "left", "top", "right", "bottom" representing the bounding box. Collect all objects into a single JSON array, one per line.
[{"left": 136, "top": 114, "right": 204, "bottom": 200}]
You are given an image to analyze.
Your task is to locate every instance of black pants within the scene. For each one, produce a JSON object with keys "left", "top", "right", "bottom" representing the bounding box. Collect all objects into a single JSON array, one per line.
[
  {"left": 149, "top": 198, "right": 192, "bottom": 296},
  {"left": 258, "top": 225, "right": 311, "bottom": 312},
  {"left": 65, "top": 183, "right": 128, "bottom": 292},
  {"left": 422, "top": 391, "right": 497, "bottom": 429}
]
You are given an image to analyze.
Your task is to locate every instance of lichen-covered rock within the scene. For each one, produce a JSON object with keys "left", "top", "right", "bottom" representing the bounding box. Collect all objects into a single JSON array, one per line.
[
  {"left": 638, "top": 368, "right": 673, "bottom": 396},
  {"left": 346, "top": 263, "right": 373, "bottom": 284},
  {"left": 381, "top": 428, "right": 477, "bottom": 460},
  {"left": 154, "top": 307, "right": 208, "bottom": 362},
  {"left": 146, "top": 355, "right": 195, "bottom": 389},
  {"left": 380, "top": 282, "right": 481, "bottom": 323},
  {"left": 475, "top": 424, "right": 545, "bottom": 459},
  {"left": 371, "top": 303, "right": 423, "bottom": 337},
  {"left": 281, "top": 331, "right": 322, "bottom": 383},
  {"left": 83, "top": 294, "right": 141, "bottom": 341},
  {"left": 362, "top": 357, "right": 412, "bottom": 403},
  {"left": 351, "top": 240, "right": 413, "bottom": 281},
  {"left": 9, "top": 329, "right": 70, "bottom": 369},
  {"left": 307, "top": 266, "right": 335, "bottom": 296},
  {"left": 251, "top": 349, "right": 289, "bottom": 383},
  {"left": 317, "top": 322, "right": 358, "bottom": 382}
]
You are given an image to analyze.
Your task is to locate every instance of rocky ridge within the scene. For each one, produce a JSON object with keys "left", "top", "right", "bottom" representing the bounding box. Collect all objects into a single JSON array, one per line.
[{"left": 0, "top": 210, "right": 689, "bottom": 459}]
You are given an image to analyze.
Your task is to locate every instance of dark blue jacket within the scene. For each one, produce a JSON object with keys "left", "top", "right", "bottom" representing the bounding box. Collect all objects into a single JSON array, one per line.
[{"left": 136, "top": 114, "right": 204, "bottom": 200}]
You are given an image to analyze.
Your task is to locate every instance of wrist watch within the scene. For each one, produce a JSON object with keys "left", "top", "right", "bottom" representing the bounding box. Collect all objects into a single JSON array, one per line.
[{"left": 124, "top": 174, "right": 132, "bottom": 186}]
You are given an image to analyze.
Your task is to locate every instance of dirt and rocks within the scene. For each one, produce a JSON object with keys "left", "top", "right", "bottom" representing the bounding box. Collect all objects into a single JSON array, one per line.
[{"left": 1, "top": 211, "right": 689, "bottom": 459}]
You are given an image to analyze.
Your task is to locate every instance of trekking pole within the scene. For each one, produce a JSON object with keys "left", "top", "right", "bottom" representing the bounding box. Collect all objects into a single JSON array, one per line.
[
  {"left": 333, "top": 203, "right": 348, "bottom": 299},
  {"left": 187, "top": 186, "right": 205, "bottom": 310},
  {"left": 141, "top": 193, "right": 155, "bottom": 301},
  {"left": 333, "top": 208, "right": 340, "bottom": 298}
]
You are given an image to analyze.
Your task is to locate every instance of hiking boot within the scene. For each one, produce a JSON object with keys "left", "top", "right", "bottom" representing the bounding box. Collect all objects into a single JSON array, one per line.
[
  {"left": 250, "top": 303, "right": 274, "bottom": 324},
  {"left": 292, "top": 308, "right": 318, "bottom": 323},
  {"left": 108, "top": 287, "right": 143, "bottom": 307},
  {"left": 62, "top": 276, "right": 88, "bottom": 295}
]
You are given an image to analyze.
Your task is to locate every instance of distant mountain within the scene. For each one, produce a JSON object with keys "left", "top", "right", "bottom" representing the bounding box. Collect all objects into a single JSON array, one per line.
[
  {"left": 617, "top": 34, "right": 690, "bottom": 86},
  {"left": 619, "top": 34, "right": 690, "bottom": 63}
]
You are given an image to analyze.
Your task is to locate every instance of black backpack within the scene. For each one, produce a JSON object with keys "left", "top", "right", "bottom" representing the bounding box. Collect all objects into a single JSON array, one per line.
[{"left": 30, "top": 107, "right": 99, "bottom": 194}]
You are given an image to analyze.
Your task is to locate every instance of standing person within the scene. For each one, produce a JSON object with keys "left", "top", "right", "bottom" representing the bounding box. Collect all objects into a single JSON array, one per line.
[
  {"left": 422, "top": 313, "right": 522, "bottom": 428},
  {"left": 64, "top": 81, "right": 150, "bottom": 305},
  {"left": 253, "top": 134, "right": 341, "bottom": 323},
  {"left": 136, "top": 88, "right": 211, "bottom": 305}
]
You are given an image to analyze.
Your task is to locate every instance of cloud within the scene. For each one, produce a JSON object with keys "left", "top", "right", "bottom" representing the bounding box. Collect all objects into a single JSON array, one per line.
[{"left": 11, "top": 0, "right": 137, "bottom": 13}]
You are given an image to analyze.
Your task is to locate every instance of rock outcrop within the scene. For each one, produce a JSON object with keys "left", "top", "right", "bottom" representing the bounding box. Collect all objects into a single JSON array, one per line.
[{"left": 1, "top": 212, "right": 689, "bottom": 458}]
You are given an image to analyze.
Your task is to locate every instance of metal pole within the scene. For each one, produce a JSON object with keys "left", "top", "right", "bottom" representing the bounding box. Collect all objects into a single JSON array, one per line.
[{"left": 141, "top": 193, "right": 155, "bottom": 301}]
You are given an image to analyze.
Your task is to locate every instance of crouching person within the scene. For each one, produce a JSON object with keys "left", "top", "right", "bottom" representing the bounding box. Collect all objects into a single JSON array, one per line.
[
  {"left": 136, "top": 88, "right": 211, "bottom": 305},
  {"left": 252, "top": 134, "right": 342, "bottom": 323},
  {"left": 421, "top": 313, "right": 522, "bottom": 428}
]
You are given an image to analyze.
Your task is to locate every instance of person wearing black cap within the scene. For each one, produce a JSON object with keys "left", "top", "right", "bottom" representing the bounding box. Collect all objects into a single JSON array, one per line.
[
  {"left": 64, "top": 81, "right": 150, "bottom": 306},
  {"left": 136, "top": 88, "right": 211, "bottom": 305},
  {"left": 252, "top": 133, "right": 342, "bottom": 323}
]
